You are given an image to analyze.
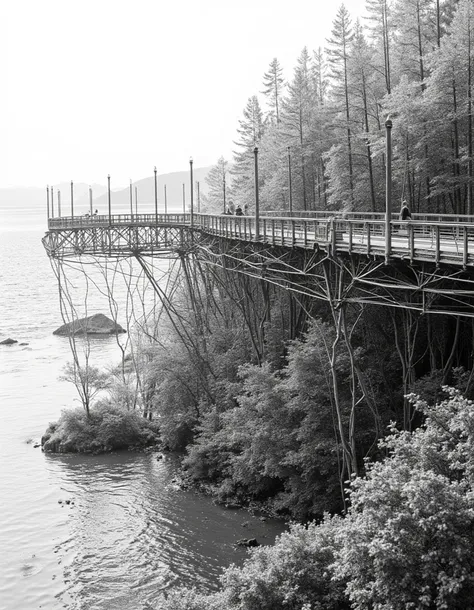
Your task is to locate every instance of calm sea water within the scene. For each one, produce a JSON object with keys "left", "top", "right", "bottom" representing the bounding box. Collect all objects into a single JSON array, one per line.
[{"left": 0, "top": 208, "right": 286, "bottom": 610}]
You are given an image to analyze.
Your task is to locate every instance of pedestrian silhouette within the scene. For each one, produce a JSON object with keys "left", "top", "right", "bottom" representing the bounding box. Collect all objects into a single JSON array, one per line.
[{"left": 400, "top": 202, "right": 411, "bottom": 220}]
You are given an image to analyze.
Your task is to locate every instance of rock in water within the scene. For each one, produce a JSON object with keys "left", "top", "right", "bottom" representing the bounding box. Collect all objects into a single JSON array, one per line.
[
  {"left": 0, "top": 338, "right": 18, "bottom": 345},
  {"left": 53, "top": 313, "right": 126, "bottom": 336},
  {"left": 236, "top": 538, "right": 260, "bottom": 548}
]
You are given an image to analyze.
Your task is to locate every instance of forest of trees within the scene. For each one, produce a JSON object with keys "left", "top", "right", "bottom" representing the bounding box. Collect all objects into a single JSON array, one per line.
[{"left": 203, "top": 0, "right": 474, "bottom": 217}]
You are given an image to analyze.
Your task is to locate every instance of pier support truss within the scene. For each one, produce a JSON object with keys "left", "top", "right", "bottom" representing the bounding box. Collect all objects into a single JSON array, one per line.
[
  {"left": 43, "top": 224, "right": 474, "bottom": 319},
  {"left": 190, "top": 233, "right": 474, "bottom": 319},
  {"left": 42, "top": 223, "right": 191, "bottom": 258}
]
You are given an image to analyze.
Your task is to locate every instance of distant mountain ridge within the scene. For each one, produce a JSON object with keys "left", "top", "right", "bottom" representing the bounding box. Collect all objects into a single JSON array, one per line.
[
  {"left": 0, "top": 167, "right": 212, "bottom": 215},
  {"left": 77, "top": 167, "right": 212, "bottom": 215}
]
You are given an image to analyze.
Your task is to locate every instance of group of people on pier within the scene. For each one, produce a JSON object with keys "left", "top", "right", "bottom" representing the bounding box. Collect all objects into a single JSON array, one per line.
[{"left": 224, "top": 202, "right": 248, "bottom": 216}]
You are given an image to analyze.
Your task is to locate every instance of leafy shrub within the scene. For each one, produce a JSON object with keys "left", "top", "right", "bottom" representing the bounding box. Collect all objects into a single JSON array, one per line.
[
  {"left": 333, "top": 389, "right": 474, "bottom": 609},
  {"left": 162, "top": 390, "right": 474, "bottom": 609},
  {"left": 154, "top": 519, "right": 349, "bottom": 610},
  {"left": 217, "top": 518, "right": 349, "bottom": 610},
  {"left": 42, "top": 401, "right": 159, "bottom": 453}
]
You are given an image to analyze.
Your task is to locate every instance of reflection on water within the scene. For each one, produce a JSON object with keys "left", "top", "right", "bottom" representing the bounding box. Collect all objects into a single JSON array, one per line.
[{"left": 44, "top": 452, "right": 286, "bottom": 610}]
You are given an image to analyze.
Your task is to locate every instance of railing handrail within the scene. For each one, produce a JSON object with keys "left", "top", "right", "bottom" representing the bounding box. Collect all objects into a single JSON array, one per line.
[
  {"left": 47, "top": 212, "right": 474, "bottom": 231},
  {"left": 43, "top": 211, "right": 474, "bottom": 268}
]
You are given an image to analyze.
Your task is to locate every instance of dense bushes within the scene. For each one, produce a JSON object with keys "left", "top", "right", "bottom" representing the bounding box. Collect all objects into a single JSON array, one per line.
[
  {"left": 182, "top": 319, "right": 389, "bottom": 519},
  {"left": 156, "top": 391, "right": 474, "bottom": 610},
  {"left": 41, "top": 401, "right": 159, "bottom": 453}
]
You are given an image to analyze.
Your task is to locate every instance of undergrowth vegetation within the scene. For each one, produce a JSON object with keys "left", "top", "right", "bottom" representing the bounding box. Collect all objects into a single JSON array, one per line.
[
  {"left": 41, "top": 401, "right": 159, "bottom": 454},
  {"left": 155, "top": 391, "right": 474, "bottom": 610}
]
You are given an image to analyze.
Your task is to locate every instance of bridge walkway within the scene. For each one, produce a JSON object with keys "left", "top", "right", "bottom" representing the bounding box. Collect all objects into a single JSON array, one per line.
[{"left": 44, "top": 211, "right": 474, "bottom": 268}]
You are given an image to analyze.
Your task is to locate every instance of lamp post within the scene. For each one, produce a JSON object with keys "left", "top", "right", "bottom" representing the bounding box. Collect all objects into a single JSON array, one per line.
[
  {"left": 190, "top": 157, "right": 194, "bottom": 228},
  {"left": 385, "top": 117, "right": 392, "bottom": 262},
  {"left": 51, "top": 187, "right": 55, "bottom": 217},
  {"left": 154, "top": 166, "right": 158, "bottom": 222},
  {"left": 182, "top": 183, "right": 185, "bottom": 215},
  {"left": 254, "top": 146, "right": 260, "bottom": 240},
  {"left": 89, "top": 185, "right": 93, "bottom": 216},
  {"left": 135, "top": 186, "right": 138, "bottom": 215},
  {"left": 197, "top": 181, "right": 200, "bottom": 213},
  {"left": 129, "top": 179, "right": 133, "bottom": 218},
  {"left": 287, "top": 146, "right": 293, "bottom": 215},
  {"left": 223, "top": 172, "right": 226, "bottom": 214},
  {"left": 58, "top": 190, "right": 62, "bottom": 217},
  {"left": 108, "top": 174, "right": 111, "bottom": 226},
  {"left": 46, "top": 186, "right": 50, "bottom": 221},
  {"left": 70, "top": 180, "right": 74, "bottom": 218},
  {"left": 164, "top": 184, "right": 168, "bottom": 214}
]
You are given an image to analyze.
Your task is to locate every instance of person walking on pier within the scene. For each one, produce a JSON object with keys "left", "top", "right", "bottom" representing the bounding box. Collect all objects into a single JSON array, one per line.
[
  {"left": 235, "top": 205, "right": 243, "bottom": 216},
  {"left": 400, "top": 201, "right": 412, "bottom": 220}
]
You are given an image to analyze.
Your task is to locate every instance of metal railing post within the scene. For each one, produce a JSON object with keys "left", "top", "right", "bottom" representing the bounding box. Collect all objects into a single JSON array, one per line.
[
  {"left": 108, "top": 175, "right": 111, "bottom": 226},
  {"left": 154, "top": 166, "right": 158, "bottom": 223},
  {"left": 385, "top": 117, "right": 393, "bottom": 262},
  {"left": 254, "top": 146, "right": 260, "bottom": 241},
  {"left": 190, "top": 157, "right": 194, "bottom": 229}
]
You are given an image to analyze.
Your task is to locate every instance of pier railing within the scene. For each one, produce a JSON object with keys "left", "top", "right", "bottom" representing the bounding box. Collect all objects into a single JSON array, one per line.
[{"left": 45, "top": 212, "right": 474, "bottom": 267}]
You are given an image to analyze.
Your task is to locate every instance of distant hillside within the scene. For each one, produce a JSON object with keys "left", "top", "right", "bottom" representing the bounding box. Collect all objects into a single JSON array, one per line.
[{"left": 75, "top": 167, "right": 212, "bottom": 215}]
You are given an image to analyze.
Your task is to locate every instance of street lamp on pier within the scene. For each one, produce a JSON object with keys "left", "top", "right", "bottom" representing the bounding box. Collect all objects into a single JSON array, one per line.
[
  {"left": 108, "top": 175, "right": 111, "bottom": 226},
  {"left": 190, "top": 157, "right": 194, "bottom": 228},
  {"left": 223, "top": 172, "right": 226, "bottom": 214},
  {"left": 287, "top": 146, "right": 293, "bottom": 215},
  {"left": 385, "top": 117, "right": 392, "bottom": 262},
  {"left": 254, "top": 146, "right": 260, "bottom": 241},
  {"left": 154, "top": 166, "right": 158, "bottom": 222}
]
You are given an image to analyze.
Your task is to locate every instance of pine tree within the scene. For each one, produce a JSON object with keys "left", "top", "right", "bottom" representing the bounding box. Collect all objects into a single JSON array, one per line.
[
  {"left": 261, "top": 58, "right": 285, "bottom": 125},
  {"left": 364, "top": 0, "right": 393, "bottom": 94},
  {"left": 347, "top": 21, "right": 382, "bottom": 211},
  {"left": 281, "top": 47, "right": 316, "bottom": 211},
  {"left": 203, "top": 156, "right": 229, "bottom": 214},
  {"left": 231, "top": 96, "right": 265, "bottom": 210},
  {"left": 326, "top": 4, "right": 355, "bottom": 208},
  {"left": 312, "top": 47, "right": 329, "bottom": 104}
]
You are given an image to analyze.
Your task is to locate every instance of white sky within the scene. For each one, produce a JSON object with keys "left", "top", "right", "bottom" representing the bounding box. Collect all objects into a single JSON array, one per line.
[{"left": 2, "top": 0, "right": 367, "bottom": 189}]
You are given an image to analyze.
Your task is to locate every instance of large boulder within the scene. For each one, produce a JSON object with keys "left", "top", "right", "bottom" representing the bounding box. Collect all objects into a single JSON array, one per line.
[
  {"left": 0, "top": 338, "right": 18, "bottom": 345},
  {"left": 53, "top": 313, "right": 126, "bottom": 337}
]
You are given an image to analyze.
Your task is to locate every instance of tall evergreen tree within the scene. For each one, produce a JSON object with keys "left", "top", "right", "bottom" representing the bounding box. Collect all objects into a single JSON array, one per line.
[
  {"left": 261, "top": 58, "right": 285, "bottom": 125},
  {"left": 281, "top": 47, "right": 316, "bottom": 210},
  {"left": 347, "top": 21, "right": 382, "bottom": 211},
  {"left": 364, "top": 0, "right": 393, "bottom": 94},
  {"left": 231, "top": 96, "right": 265, "bottom": 210},
  {"left": 203, "top": 156, "right": 229, "bottom": 213},
  {"left": 326, "top": 4, "right": 355, "bottom": 208}
]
